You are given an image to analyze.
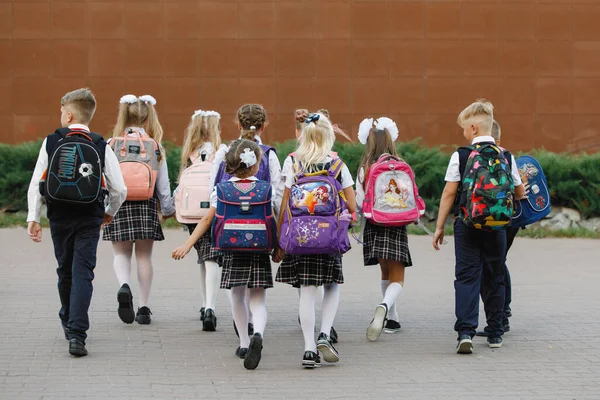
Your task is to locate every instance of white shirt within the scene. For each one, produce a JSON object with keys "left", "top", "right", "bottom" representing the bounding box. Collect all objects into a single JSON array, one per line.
[
  {"left": 118, "top": 127, "right": 175, "bottom": 216},
  {"left": 355, "top": 167, "right": 366, "bottom": 210},
  {"left": 27, "top": 124, "right": 127, "bottom": 223},
  {"left": 283, "top": 155, "right": 354, "bottom": 189},
  {"left": 209, "top": 176, "right": 278, "bottom": 212},
  {"left": 444, "top": 136, "right": 523, "bottom": 186},
  {"left": 210, "top": 135, "right": 284, "bottom": 215}
]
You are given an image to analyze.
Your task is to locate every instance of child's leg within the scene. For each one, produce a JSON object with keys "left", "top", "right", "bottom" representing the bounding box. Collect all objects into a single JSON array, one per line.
[
  {"left": 247, "top": 288, "right": 267, "bottom": 335},
  {"left": 198, "top": 261, "right": 206, "bottom": 310},
  {"left": 112, "top": 241, "right": 134, "bottom": 286},
  {"left": 49, "top": 220, "right": 76, "bottom": 331},
  {"left": 379, "top": 261, "right": 398, "bottom": 322},
  {"left": 383, "top": 260, "right": 405, "bottom": 312},
  {"left": 205, "top": 260, "right": 220, "bottom": 311},
  {"left": 299, "top": 285, "right": 318, "bottom": 352},
  {"left": 319, "top": 283, "right": 339, "bottom": 336},
  {"left": 230, "top": 286, "right": 250, "bottom": 348},
  {"left": 480, "top": 230, "right": 507, "bottom": 339},
  {"left": 134, "top": 239, "right": 154, "bottom": 308}
]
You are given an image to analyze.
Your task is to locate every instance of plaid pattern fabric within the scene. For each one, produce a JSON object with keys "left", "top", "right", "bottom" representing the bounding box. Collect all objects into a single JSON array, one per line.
[
  {"left": 362, "top": 221, "right": 412, "bottom": 267},
  {"left": 220, "top": 252, "right": 273, "bottom": 289},
  {"left": 102, "top": 198, "right": 164, "bottom": 242},
  {"left": 185, "top": 225, "right": 219, "bottom": 263},
  {"left": 276, "top": 254, "right": 344, "bottom": 288}
]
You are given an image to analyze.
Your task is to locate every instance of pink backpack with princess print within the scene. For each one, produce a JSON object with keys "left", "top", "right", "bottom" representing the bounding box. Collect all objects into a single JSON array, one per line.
[{"left": 362, "top": 154, "right": 425, "bottom": 226}]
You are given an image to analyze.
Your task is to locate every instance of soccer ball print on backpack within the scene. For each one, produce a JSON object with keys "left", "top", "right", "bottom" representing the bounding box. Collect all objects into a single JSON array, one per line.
[
  {"left": 458, "top": 143, "right": 515, "bottom": 230},
  {"left": 362, "top": 154, "right": 425, "bottom": 227},
  {"left": 279, "top": 159, "right": 351, "bottom": 256},
  {"left": 40, "top": 128, "right": 106, "bottom": 205},
  {"left": 110, "top": 128, "right": 160, "bottom": 201},
  {"left": 175, "top": 151, "right": 214, "bottom": 223},
  {"left": 512, "top": 155, "right": 551, "bottom": 228}
]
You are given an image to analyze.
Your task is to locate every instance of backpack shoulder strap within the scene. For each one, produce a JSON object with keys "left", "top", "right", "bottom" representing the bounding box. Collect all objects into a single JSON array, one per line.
[
  {"left": 457, "top": 146, "right": 474, "bottom": 180},
  {"left": 328, "top": 158, "right": 345, "bottom": 180}
]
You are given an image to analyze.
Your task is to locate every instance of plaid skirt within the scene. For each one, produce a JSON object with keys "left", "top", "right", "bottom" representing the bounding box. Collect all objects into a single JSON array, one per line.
[
  {"left": 220, "top": 252, "right": 273, "bottom": 289},
  {"left": 362, "top": 221, "right": 412, "bottom": 267},
  {"left": 185, "top": 224, "right": 219, "bottom": 263},
  {"left": 276, "top": 254, "right": 344, "bottom": 288},
  {"left": 102, "top": 198, "right": 164, "bottom": 242}
]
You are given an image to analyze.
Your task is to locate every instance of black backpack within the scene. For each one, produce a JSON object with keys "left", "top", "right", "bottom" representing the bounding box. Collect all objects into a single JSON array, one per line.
[{"left": 40, "top": 128, "right": 106, "bottom": 205}]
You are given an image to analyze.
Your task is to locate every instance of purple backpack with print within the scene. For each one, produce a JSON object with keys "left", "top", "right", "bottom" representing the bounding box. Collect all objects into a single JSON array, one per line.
[
  {"left": 279, "top": 159, "right": 351, "bottom": 256},
  {"left": 214, "top": 144, "right": 274, "bottom": 184}
]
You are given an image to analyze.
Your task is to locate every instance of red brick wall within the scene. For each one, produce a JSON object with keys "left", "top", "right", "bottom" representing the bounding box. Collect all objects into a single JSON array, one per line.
[{"left": 2, "top": 1, "right": 600, "bottom": 153}]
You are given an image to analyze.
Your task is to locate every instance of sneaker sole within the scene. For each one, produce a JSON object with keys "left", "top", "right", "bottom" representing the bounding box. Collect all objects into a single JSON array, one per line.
[
  {"left": 488, "top": 342, "right": 503, "bottom": 349},
  {"left": 457, "top": 339, "right": 473, "bottom": 354},
  {"left": 117, "top": 290, "right": 135, "bottom": 324},
  {"left": 384, "top": 328, "right": 400, "bottom": 334},
  {"left": 316, "top": 341, "right": 340, "bottom": 363},
  {"left": 135, "top": 315, "right": 151, "bottom": 325},
  {"left": 366, "top": 305, "right": 387, "bottom": 342},
  {"left": 69, "top": 347, "right": 87, "bottom": 357},
  {"left": 244, "top": 335, "right": 263, "bottom": 370},
  {"left": 302, "top": 360, "right": 322, "bottom": 369}
]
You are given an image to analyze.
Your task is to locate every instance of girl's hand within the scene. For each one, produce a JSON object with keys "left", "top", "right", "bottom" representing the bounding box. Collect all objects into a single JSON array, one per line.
[
  {"left": 172, "top": 245, "right": 191, "bottom": 260},
  {"left": 272, "top": 247, "right": 285, "bottom": 263}
]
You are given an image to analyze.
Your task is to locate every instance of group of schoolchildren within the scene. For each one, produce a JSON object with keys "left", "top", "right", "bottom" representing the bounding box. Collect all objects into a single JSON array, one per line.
[{"left": 26, "top": 88, "right": 551, "bottom": 369}]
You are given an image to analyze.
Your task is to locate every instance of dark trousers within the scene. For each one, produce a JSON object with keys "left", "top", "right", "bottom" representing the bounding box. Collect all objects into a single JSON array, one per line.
[
  {"left": 454, "top": 219, "right": 507, "bottom": 339},
  {"left": 49, "top": 218, "right": 102, "bottom": 343}
]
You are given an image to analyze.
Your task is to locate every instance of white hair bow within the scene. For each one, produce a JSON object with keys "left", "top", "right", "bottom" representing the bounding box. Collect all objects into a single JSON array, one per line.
[
  {"left": 374, "top": 117, "right": 399, "bottom": 142},
  {"left": 139, "top": 95, "right": 157, "bottom": 105},
  {"left": 204, "top": 110, "right": 221, "bottom": 119},
  {"left": 357, "top": 118, "right": 374, "bottom": 145},
  {"left": 119, "top": 94, "right": 138, "bottom": 104},
  {"left": 192, "top": 110, "right": 205, "bottom": 119},
  {"left": 239, "top": 148, "right": 257, "bottom": 168}
]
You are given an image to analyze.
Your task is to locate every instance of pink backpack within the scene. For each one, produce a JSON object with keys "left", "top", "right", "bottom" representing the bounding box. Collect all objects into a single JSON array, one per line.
[
  {"left": 175, "top": 151, "right": 214, "bottom": 223},
  {"left": 110, "top": 129, "right": 160, "bottom": 201},
  {"left": 362, "top": 154, "right": 425, "bottom": 226}
]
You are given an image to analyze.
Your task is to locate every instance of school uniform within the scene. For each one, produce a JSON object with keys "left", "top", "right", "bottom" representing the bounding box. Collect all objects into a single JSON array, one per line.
[
  {"left": 276, "top": 156, "right": 354, "bottom": 288},
  {"left": 27, "top": 124, "right": 127, "bottom": 344},
  {"left": 210, "top": 176, "right": 274, "bottom": 289},
  {"left": 102, "top": 127, "right": 175, "bottom": 242},
  {"left": 355, "top": 167, "right": 413, "bottom": 267},
  {"left": 445, "top": 136, "right": 522, "bottom": 339}
]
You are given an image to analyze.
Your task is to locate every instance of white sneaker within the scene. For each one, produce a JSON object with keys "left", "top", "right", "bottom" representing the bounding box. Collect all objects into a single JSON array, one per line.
[{"left": 366, "top": 303, "right": 388, "bottom": 342}]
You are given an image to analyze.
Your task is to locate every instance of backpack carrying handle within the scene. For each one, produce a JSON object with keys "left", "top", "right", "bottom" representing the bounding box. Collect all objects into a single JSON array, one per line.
[
  {"left": 120, "top": 129, "right": 147, "bottom": 158},
  {"left": 65, "top": 131, "right": 93, "bottom": 142}
]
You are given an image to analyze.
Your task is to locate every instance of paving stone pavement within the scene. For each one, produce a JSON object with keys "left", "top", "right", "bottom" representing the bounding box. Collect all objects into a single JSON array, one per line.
[{"left": 0, "top": 227, "right": 599, "bottom": 400}]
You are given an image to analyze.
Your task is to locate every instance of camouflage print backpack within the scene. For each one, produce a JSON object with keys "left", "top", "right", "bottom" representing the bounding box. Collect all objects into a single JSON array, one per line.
[{"left": 457, "top": 143, "right": 515, "bottom": 230}]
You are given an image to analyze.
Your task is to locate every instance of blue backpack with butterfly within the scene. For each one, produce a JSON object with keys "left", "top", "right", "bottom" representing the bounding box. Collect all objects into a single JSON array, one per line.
[
  {"left": 211, "top": 179, "right": 278, "bottom": 252},
  {"left": 512, "top": 155, "right": 551, "bottom": 228}
]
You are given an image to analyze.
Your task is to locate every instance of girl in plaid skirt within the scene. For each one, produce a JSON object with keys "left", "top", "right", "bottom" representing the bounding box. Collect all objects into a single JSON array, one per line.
[
  {"left": 103, "top": 95, "right": 175, "bottom": 326},
  {"left": 355, "top": 117, "right": 413, "bottom": 342},
  {"left": 177, "top": 109, "right": 225, "bottom": 332},
  {"left": 173, "top": 139, "right": 274, "bottom": 371},
  {"left": 273, "top": 113, "right": 357, "bottom": 369}
]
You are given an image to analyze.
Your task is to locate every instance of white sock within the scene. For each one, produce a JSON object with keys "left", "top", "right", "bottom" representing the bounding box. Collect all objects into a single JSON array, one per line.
[
  {"left": 320, "top": 283, "right": 339, "bottom": 336},
  {"left": 382, "top": 282, "right": 403, "bottom": 318},
  {"left": 248, "top": 288, "right": 267, "bottom": 336},
  {"left": 381, "top": 279, "right": 399, "bottom": 321},
  {"left": 299, "top": 286, "right": 318, "bottom": 352},
  {"left": 230, "top": 286, "right": 250, "bottom": 348},
  {"left": 134, "top": 239, "right": 154, "bottom": 307},
  {"left": 247, "top": 287, "right": 254, "bottom": 325},
  {"left": 198, "top": 261, "right": 206, "bottom": 309},
  {"left": 112, "top": 241, "right": 134, "bottom": 286},
  {"left": 204, "top": 260, "right": 220, "bottom": 311}
]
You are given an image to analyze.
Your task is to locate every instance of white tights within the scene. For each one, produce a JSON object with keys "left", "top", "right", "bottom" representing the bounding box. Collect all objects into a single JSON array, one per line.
[
  {"left": 197, "top": 260, "right": 220, "bottom": 311},
  {"left": 299, "top": 284, "right": 340, "bottom": 352},
  {"left": 112, "top": 240, "right": 154, "bottom": 307},
  {"left": 230, "top": 286, "right": 266, "bottom": 348}
]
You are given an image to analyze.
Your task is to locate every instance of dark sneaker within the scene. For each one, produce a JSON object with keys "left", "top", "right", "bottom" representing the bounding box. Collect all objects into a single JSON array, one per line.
[
  {"left": 366, "top": 303, "right": 388, "bottom": 342},
  {"left": 68, "top": 339, "right": 87, "bottom": 357},
  {"left": 203, "top": 309, "right": 217, "bottom": 331},
  {"left": 244, "top": 333, "right": 263, "bottom": 370},
  {"left": 475, "top": 327, "right": 491, "bottom": 337},
  {"left": 117, "top": 284, "right": 135, "bottom": 324},
  {"left": 488, "top": 336, "right": 503, "bottom": 348},
  {"left": 199, "top": 307, "right": 206, "bottom": 322},
  {"left": 503, "top": 321, "right": 510, "bottom": 333},
  {"left": 135, "top": 306, "right": 152, "bottom": 325},
  {"left": 62, "top": 324, "right": 69, "bottom": 340},
  {"left": 316, "top": 333, "right": 340, "bottom": 363},
  {"left": 302, "top": 351, "right": 322, "bottom": 369},
  {"left": 384, "top": 319, "right": 401, "bottom": 333},
  {"left": 235, "top": 347, "right": 249, "bottom": 359},
  {"left": 329, "top": 326, "right": 339, "bottom": 344},
  {"left": 457, "top": 335, "right": 473, "bottom": 354}
]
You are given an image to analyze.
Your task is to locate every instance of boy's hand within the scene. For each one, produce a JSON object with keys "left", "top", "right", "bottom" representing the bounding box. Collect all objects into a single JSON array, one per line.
[
  {"left": 172, "top": 245, "right": 192, "bottom": 260},
  {"left": 160, "top": 213, "right": 175, "bottom": 224},
  {"left": 102, "top": 213, "right": 113, "bottom": 226},
  {"left": 518, "top": 182, "right": 531, "bottom": 200},
  {"left": 27, "top": 222, "right": 42, "bottom": 243},
  {"left": 432, "top": 227, "right": 445, "bottom": 251}
]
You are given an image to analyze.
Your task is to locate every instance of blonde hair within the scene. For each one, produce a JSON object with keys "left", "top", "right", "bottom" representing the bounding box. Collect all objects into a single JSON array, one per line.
[
  {"left": 61, "top": 88, "right": 96, "bottom": 124},
  {"left": 180, "top": 114, "right": 222, "bottom": 172},
  {"left": 457, "top": 99, "right": 494, "bottom": 135},
  {"left": 237, "top": 104, "right": 267, "bottom": 141},
  {"left": 491, "top": 119, "right": 501, "bottom": 141},
  {"left": 294, "top": 113, "right": 335, "bottom": 168},
  {"left": 113, "top": 97, "right": 164, "bottom": 144}
]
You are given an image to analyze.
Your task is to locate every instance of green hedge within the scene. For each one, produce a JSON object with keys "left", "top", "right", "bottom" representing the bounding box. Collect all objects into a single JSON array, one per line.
[{"left": 2, "top": 140, "right": 599, "bottom": 218}]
